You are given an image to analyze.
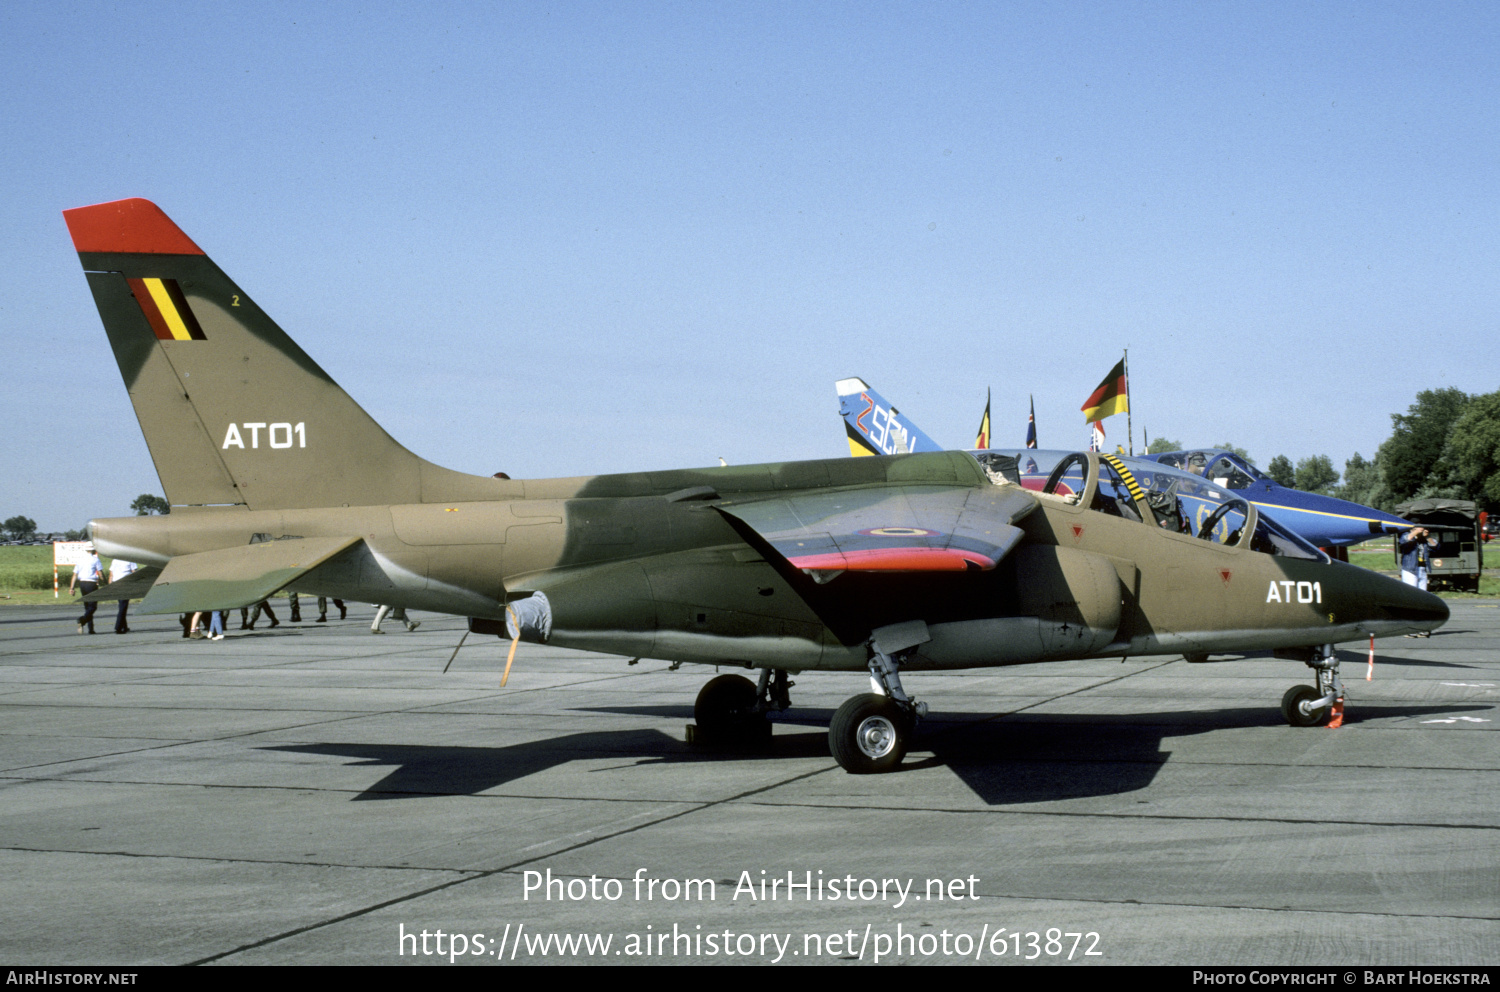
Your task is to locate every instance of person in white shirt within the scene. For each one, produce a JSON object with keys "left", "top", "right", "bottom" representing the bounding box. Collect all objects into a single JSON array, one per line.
[
  {"left": 69, "top": 547, "right": 104, "bottom": 634},
  {"left": 110, "top": 558, "right": 138, "bottom": 634}
]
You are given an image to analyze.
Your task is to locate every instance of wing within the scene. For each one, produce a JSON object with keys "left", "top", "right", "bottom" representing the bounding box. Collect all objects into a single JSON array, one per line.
[
  {"left": 716, "top": 485, "right": 1036, "bottom": 577},
  {"left": 133, "top": 536, "right": 362, "bottom": 614},
  {"left": 82, "top": 565, "right": 163, "bottom": 602}
]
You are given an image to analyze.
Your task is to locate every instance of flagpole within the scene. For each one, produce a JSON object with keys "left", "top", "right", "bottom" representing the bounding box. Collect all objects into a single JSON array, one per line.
[{"left": 1124, "top": 348, "right": 1133, "bottom": 456}]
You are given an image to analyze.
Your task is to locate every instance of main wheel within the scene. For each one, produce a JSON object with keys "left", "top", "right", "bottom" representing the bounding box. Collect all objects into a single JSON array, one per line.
[
  {"left": 693, "top": 674, "right": 762, "bottom": 743},
  {"left": 1281, "top": 684, "right": 1329, "bottom": 727},
  {"left": 829, "top": 694, "right": 908, "bottom": 774}
]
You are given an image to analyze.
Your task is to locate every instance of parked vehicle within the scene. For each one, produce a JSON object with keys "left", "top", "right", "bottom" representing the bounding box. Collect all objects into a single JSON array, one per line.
[{"left": 1395, "top": 499, "right": 1484, "bottom": 592}]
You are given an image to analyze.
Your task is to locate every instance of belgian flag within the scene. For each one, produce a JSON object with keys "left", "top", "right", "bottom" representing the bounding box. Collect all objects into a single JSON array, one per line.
[
  {"left": 1081, "top": 358, "right": 1129, "bottom": 422},
  {"left": 974, "top": 389, "right": 991, "bottom": 449}
]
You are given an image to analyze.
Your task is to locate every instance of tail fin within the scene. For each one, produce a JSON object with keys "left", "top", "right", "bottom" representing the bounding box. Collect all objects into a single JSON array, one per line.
[
  {"left": 64, "top": 199, "right": 497, "bottom": 510},
  {"left": 834, "top": 377, "right": 943, "bottom": 457}
]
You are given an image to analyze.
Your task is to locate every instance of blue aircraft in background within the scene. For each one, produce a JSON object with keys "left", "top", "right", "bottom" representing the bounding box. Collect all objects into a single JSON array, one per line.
[
  {"left": 1135, "top": 448, "right": 1410, "bottom": 546},
  {"left": 834, "top": 378, "right": 1410, "bottom": 550}
]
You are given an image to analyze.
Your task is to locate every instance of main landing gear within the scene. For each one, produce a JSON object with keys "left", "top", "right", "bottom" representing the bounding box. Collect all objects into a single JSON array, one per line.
[
  {"left": 688, "top": 667, "right": 793, "bottom": 746},
  {"left": 689, "top": 622, "right": 931, "bottom": 772},
  {"left": 828, "top": 622, "right": 931, "bottom": 774},
  {"left": 1281, "top": 644, "right": 1345, "bottom": 728}
]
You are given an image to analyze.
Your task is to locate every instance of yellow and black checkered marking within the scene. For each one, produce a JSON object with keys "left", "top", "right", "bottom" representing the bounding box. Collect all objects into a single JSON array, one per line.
[{"left": 1099, "top": 453, "right": 1146, "bottom": 503}]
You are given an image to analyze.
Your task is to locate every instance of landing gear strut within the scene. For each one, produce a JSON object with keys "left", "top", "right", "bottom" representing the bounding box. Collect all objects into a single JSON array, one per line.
[
  {"left": 1281, "top": 644, "right": 1344, "bottom": 727},
  {"left": 829, "top": 625, "right": 930, "bottom": 774},
  {"left": 689, "top": 668, "right": 794, "bottom": 745}
]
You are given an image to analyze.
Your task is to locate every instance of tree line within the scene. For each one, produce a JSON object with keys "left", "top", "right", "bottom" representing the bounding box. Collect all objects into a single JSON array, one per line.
[
  {"left": 1153, "top": 387, "right": 1499, "bottom": 512},
  {"left": 1335, "top": 387, "right": 1500, "bottom": 512},
  {"left": 1, "top": 494, "right": 170, "bottom": 543}
]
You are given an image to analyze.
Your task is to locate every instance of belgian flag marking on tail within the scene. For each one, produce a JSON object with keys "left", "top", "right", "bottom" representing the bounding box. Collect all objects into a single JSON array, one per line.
[
  {"left": 126, "top": 277, "right": 206, "bottom": 341},
  {"left": 1099, "top": 453, "right": 1146, "bottom": 503}
]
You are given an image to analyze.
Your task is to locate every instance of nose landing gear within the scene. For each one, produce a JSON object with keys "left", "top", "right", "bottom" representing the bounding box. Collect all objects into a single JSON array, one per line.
[{"left": 1281, "top": 644, "right": 1345, "bottom": 727}]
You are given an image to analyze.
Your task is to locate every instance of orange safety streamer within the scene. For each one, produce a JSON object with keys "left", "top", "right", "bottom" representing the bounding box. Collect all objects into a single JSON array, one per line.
[{"left": 501, "top": 605, "right": 521, "bottom": 687}]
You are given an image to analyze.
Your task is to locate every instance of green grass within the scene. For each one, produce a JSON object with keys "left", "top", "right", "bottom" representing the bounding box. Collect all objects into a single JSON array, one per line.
[
  {"left": 1346, "top": 545, "right": 1398, "bottom": 573},
  {"left": 0, "top": 546, "right": 124, "bottom": 605},
  {"left": 0, "top": 545, "right": 318, "bottom": 607},
  {"left": 0, "top": 546, "right": 80, "bottom": 592}
]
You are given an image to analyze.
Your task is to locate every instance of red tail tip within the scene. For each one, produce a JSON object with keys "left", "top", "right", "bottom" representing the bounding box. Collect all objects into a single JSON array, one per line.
[{"left": 63, "top": 198, "right": 204, "bottom": 255}]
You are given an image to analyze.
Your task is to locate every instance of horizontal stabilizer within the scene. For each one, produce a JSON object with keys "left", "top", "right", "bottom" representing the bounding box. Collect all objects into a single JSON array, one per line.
[
  {"left": 718, "top": 485, "right": 1035, "bottom": 575},
  {"left": 82, "top": 566, "right": 163, "bottom": 603},
  {"left": 136, "top": 536, "right": 362, "bottom": 614}
]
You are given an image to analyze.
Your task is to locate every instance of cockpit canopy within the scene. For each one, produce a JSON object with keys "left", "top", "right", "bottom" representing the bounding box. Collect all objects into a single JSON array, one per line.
[
  {"left": 1147, "top": 449, "right": 1269, "bottom": 491},
  {"left": 989, "top": 449, "right": 1326, "bottom": 562}
]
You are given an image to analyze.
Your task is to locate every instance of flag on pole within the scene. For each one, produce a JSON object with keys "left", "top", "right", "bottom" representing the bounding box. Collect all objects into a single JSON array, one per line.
[
  {"left": 974, "top": 389, "right": 991, "bottom": 449},
  {"left": 1025, "top": 395, "right": 1037, "bottom": 449},
  {"left": 1089, "top": 420, "right": 1106, "bottom": 452},
  {"left": 1081, "top": 357, "right": 1129, "bottom": 422}
]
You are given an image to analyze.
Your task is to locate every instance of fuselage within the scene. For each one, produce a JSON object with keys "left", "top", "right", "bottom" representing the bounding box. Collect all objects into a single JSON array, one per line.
[{"left": 91, "top": 451, "right": 1448, "bottom": 672}]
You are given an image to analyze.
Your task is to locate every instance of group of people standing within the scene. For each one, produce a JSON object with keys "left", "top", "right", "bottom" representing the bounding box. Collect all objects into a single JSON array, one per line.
[{"left": 181, "top": 595, "right": 353, "bottom": 639}]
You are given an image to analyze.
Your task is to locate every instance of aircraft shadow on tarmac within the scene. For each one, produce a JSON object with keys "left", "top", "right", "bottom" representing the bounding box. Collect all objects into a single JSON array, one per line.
[
  {"left": 263, "top": 697, "right": 1492, "bottom": 806},
  {"left": 1363, "top": 655, "right": 1485, "bottom": 669}
]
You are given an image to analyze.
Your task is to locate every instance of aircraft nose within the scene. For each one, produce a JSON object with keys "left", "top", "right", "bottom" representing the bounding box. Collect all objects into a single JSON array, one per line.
[{"left": 1375, "top": 580, "right": 1449, "bottom": 632}]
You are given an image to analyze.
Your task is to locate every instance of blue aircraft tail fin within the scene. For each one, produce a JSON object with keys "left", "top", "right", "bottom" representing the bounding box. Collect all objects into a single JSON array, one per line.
[{"left": 835, "top": 378, "right": 944, "bottom": 457}]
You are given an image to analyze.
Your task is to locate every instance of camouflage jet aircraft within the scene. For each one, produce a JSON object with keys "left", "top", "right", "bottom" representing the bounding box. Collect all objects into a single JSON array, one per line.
[{"left": 68, "top": 199, "right": 1447, "bottom": 774}]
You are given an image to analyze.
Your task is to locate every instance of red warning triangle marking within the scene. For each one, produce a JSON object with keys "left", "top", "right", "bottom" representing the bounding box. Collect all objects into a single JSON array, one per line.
[
  {"left": 1070, "top": 525, "right": 1084, "bottom": 541},
  {"left": 1220, "top": 569, "right": 1232, "bottom": 584}
]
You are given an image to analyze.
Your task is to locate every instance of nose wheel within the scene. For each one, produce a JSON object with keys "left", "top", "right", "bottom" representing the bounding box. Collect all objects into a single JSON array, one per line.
[
  {"left": 1281, "top": 644, "right": 1344, "bottom": 728},
  {"left": 1280, "top": 684, "right": 1331, "bottom": 726}
]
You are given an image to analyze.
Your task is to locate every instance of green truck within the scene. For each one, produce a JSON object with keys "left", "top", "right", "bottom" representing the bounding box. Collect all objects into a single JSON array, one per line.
[{"left": 1395, "top": 499, "right": 1484, "bottom": 592}]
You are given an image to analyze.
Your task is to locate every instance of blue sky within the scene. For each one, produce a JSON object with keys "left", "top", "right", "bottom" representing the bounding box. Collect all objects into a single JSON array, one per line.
[{"left": 3, "top": 1, "right": 1497, "bottom": 530}]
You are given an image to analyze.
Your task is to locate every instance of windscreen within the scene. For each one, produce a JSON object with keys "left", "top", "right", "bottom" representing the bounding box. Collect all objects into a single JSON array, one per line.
[{"left": 1206, "top": 454, "right": 1262, "bottom": 490}]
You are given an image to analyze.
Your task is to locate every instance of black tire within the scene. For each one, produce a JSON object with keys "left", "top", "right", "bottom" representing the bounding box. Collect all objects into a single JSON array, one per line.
[
  {"left": 1281, "top": 684, "right": 1329, "bottom": 727},
  {"left": 1183, "top": 653, "right": 1210, "bottom": 664},
  {"left": 829, "top": 694, "right": 908, "bottom": 774},
  {"left": 693, "top": 674, "right": 761, "bottom": 743}
]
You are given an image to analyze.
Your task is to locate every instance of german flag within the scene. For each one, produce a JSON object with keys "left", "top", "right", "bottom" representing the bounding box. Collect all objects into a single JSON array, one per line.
[
  {"left": 974, "top": 389, "right": 991, "bottom": 449},
  {"left": 126, "top": 277, "right": 206, "bottom": 341},
  {"left": 1081, "top": 358, "right": 1128, "bottom": 422}
]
